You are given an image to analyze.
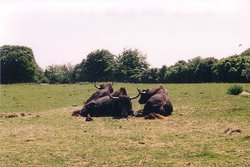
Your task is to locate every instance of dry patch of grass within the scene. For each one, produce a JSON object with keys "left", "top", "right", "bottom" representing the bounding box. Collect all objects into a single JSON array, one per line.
[
  {"left": 1, "top": 105, "right": 249, "bottom": 167},
  {"left": 239, "top": 91, "right": 250, "bottom": 97}
]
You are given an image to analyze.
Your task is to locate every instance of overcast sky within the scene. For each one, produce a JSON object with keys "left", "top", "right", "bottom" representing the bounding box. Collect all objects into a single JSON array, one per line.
[{"left": 0, "top": 0, "right": 250, "bottom": 69}]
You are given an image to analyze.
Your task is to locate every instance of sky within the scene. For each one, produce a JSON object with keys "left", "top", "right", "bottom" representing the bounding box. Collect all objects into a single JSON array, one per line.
[{"left": 0, "top": 0, "right": 250, "bottom": 69}]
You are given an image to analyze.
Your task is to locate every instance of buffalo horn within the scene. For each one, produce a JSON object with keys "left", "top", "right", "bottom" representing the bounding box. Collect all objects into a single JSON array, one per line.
[
  {"left": 130, "top": 92, "right": 141, "bottom": 100},
  {"left": 137, "top": 88, "right": 146, "bottom": 94},
  {"left": 108, "top": 93, "right": 119, "bottom": 100},
  {"left": 94, "top": 82, "right": 101, "bottom": 89}
]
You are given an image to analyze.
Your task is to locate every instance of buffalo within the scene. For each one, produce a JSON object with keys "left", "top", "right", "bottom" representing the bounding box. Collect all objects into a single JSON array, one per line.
[
  {"left": 85, "top": 83, "right": 114, "bottom": 104},
  {"left": 137, "top": 85, "right": 173, "bottom": 119},
  {"left": 80, "top": 87, "right": 140, "bottom": 118}
]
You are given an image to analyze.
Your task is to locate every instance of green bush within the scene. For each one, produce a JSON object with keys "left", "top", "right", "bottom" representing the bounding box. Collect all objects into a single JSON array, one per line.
[
  {"left": 227, "top": 85, "right": 243, "bottom": 95},
  {"left": 39, "top": 76, "right": 50, "bottom": 83}
]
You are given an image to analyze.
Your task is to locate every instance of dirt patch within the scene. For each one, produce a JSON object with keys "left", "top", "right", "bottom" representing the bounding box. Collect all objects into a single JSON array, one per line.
[
  {"left": 23, "top": 138, "right": 35, "bottom": 142},
  {"left": 224, "top": 128, "right": 242, "bottom": 135},
  {"left": 0, "top": 113, "right": 38, "bottom": 119},
  {"left": 0, "top": 113, "right": 18, "bottom": 118}
]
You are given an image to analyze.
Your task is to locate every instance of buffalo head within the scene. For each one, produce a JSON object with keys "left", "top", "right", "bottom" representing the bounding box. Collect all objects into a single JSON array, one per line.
[
  {"left": 108, "top": 91, "right": 140, "bottom": 118},
  {"left": 94, "top": 82, "right": 114, "bottom": 92},
  {"left": 137, "top": 89, "right": 151, "bottom": 104},
  {"left": 137, "top": 85, "right": 166, "bottom": 104}
]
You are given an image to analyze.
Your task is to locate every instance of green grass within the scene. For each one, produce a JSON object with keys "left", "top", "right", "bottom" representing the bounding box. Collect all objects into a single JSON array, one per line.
[{"left": 0, "top": 83, "right": 250, "bottom": 166}]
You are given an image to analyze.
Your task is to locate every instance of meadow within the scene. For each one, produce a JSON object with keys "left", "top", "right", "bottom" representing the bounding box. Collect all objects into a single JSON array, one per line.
[{"left": 0, "top": 83, "right": 250, "bottom": 167}]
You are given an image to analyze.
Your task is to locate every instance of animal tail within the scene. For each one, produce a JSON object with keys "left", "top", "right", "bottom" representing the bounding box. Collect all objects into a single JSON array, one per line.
[
  {"left": 144, "top": 113, "right": 165, "bottom": 120},
  {"left": 144, "top": 113, "right": 155, "bottom": 119},
  {"left": 154, "top": 113, "right": 165, "bottom": 119}
]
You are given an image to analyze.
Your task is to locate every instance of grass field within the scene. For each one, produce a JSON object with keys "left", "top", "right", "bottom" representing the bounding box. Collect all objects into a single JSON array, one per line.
[{"left": 0, "top": 83, "right": 250, "bottom": 166}]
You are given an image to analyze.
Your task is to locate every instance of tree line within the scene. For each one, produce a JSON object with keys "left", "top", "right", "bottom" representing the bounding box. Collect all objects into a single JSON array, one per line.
[{"left": 1, "top": 45, "right": 249, "bottom": 84}]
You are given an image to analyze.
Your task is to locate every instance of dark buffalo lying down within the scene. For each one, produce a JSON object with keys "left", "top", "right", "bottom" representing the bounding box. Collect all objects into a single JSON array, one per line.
[
  {"left": 80, "top": 87, "right": 140, "bottom": 118},
  {"left": 85, "top": 83, "right": 114, "bottom": 104},
  {"left": 137, "top": 85, "right": 173, "bottom": 119}
]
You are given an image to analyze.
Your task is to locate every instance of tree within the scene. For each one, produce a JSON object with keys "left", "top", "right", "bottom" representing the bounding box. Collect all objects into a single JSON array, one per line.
[
  {"left": 83, "top": 49, "right": 115, "bottom": 82},
  {"left": 0, "top": 45, "right": 41, "bottom": 83},
  {"left": 239, "top": 48, "right": 250, "bottom": 82},
  {"left": 212, "top": 54, "right": 250, "bottom": 82},
  {"left": 240, "top": 48, "right": 250, "bottom": 57},
  {"left": 44, "top": 64, "right": 74, "bottom": 83},
  {"left": 187, "top": 57, "right": 202, "bottom": 82},
  {"left": 140, "top": 68, "right": 159, "bottom": 83},
  {"left": 116, "top": 48, "right": 149, "bottom": 82},
  {"left": 72, "top": 59, "right": 87, "bottom": 82},
  {"left": 166, "top": 60, "right": 189, "bottom": 83},
  {"left": 158, "top": 65, "right": 168, "bottom": 83},
  {"left": 242, "top": 68, "right": 250, "bottom": 82},
  {"left": 194, "top": 57, "right": 218, "bottom": 82}
]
